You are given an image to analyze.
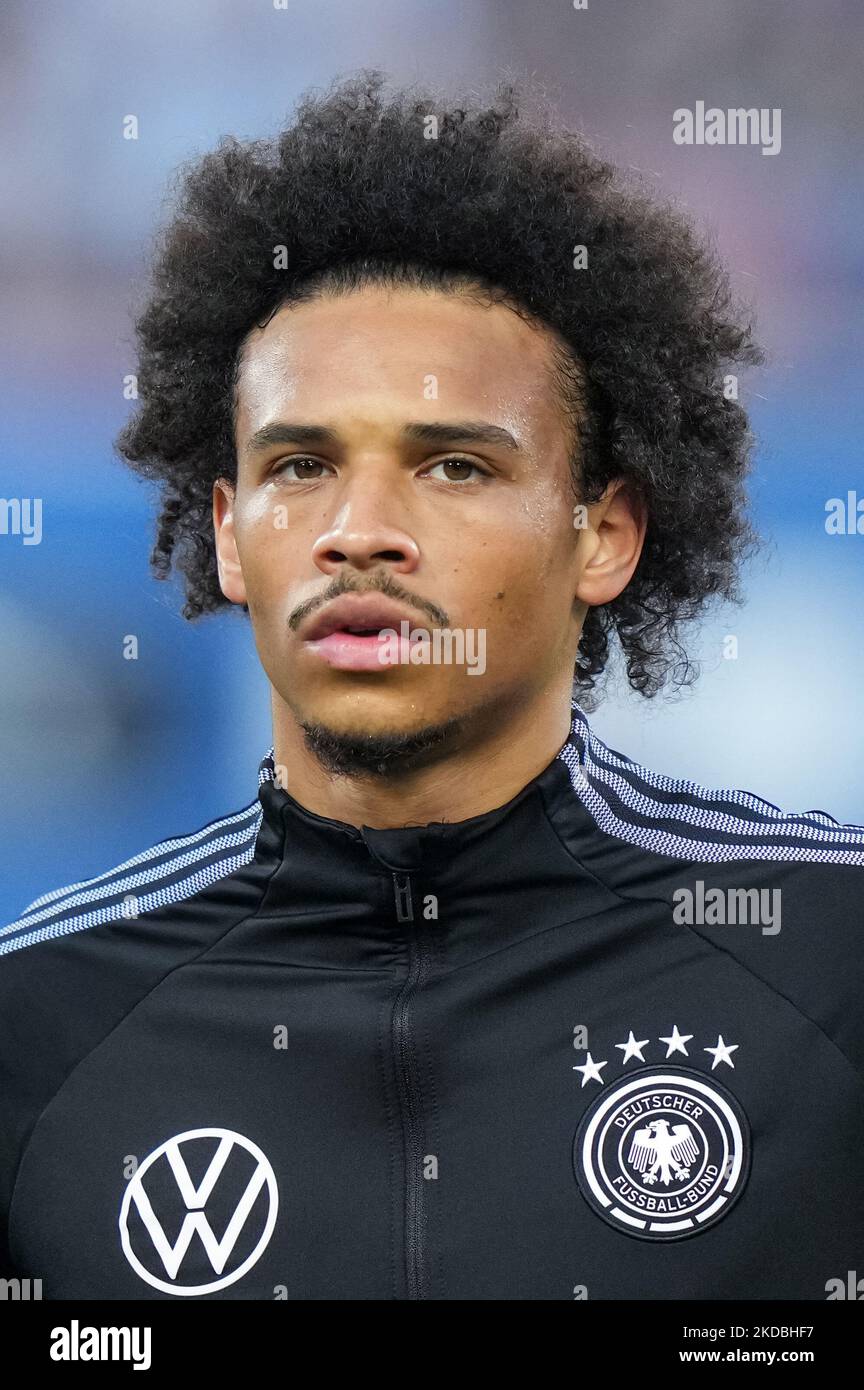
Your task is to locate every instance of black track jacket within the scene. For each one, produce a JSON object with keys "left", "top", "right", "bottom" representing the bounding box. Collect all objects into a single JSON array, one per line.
[{"left": 2, "top": 700, "right": 863, "bottom": 1300}]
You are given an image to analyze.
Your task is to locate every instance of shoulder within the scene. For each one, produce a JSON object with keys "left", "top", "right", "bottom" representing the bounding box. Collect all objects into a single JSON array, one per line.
[
  {"left": 563, "top": 704, "right": 864, "bottom": 1082},
  {"left": 562, "top": 704, "right": 864, "bottom": 868},
  {"left": 0, "top": 796, "right": 263, "bottom": 959}
]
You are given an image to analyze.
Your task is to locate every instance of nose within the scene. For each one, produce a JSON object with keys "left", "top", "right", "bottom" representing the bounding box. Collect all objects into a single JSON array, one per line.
[{"left": 310, "top": 486, "right": 421, "bottom": 578}]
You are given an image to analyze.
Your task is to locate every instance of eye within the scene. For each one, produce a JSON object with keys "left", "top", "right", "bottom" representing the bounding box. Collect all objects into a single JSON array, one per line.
[
  {"left": 422, "top": 456, "right": 489, "bottom": 483},
  {"left": 271, "top": 456, "right": 331, "bottom": 481}
]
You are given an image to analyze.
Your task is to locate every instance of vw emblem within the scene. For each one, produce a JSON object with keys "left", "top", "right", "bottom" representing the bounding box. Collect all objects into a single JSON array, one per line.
[{"left": 119, "top": 1128, "right": 279, "bottom": 1295}]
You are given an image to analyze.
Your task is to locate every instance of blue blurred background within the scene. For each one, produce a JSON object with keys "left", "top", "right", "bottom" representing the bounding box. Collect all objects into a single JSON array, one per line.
[{"left": 1, "top": 0, "right": 862, "bottom": 922}]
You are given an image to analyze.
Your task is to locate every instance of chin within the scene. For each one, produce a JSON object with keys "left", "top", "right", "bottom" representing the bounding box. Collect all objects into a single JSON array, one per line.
[
  {"left": 305, "top": 679, "right": 453, "bottom": 734},
  {"left": 297, "top": 705, "right": 466, "bottom": 779}
]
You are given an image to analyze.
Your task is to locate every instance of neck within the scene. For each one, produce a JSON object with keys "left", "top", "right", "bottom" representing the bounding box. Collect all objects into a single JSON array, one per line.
[{"left": 270, "top": 683, "right": 575, "bottom": 829}]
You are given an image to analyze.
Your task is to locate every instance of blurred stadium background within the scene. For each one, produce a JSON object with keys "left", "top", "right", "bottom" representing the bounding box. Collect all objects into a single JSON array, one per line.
[{"left": 1, "top": 0, "right": 862, "bottom": 921}]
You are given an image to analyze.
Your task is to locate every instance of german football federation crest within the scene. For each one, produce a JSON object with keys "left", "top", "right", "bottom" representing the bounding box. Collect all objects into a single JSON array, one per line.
[{"left": 573, "top": 1065, "right": 750, "bottom": 1241}]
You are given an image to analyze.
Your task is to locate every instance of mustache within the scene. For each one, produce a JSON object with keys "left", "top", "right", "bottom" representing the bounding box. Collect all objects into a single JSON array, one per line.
[{"left": 287, "top": 570, "right": 450, "bottom": 633}]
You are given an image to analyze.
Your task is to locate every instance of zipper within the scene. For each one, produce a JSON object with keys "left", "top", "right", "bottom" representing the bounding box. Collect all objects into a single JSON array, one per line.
[{"left": 390, "top": 869, "right": 428, "bottom": 1300}]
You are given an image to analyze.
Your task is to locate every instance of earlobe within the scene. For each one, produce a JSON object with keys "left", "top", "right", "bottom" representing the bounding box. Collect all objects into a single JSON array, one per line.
[{"left": 213, "top": 479, "right": 247, "bottom": 606}]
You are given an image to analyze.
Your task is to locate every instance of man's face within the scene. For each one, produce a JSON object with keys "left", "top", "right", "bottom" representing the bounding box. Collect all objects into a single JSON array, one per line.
[{"left": 218, "top": 283, "right": 592, "bottom": 754}]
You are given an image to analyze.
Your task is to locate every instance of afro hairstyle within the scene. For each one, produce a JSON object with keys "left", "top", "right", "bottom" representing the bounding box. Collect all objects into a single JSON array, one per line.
[{"left": 115, "top": 70, "right": 764, "bottom": 699}]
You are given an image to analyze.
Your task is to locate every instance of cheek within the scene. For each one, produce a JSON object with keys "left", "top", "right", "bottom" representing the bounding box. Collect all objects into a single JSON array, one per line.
[
  {"left": 476, "top": 509, "right": 575, "bottom": 596},
  {"left": 473, "top": 531, "right": 578, "bottom": 652},
  {"left": 235, "top": 499, "right": 301, "bottom": 588}
]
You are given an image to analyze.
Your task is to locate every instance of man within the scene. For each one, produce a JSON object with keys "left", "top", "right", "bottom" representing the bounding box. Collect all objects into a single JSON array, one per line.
[{"left": 1, "top": 73, "right": 862, "bottom": 1301}]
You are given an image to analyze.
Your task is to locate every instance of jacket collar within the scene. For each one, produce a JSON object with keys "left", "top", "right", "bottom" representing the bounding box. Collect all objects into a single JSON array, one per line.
[{"left": 254, "top": 697, "right": 595, "bottom": 878}]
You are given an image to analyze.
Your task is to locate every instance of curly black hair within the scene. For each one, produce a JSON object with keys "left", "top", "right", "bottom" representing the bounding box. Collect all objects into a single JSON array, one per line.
[{"left": 116, "top": 70, "right": 764, "bottom": 699}]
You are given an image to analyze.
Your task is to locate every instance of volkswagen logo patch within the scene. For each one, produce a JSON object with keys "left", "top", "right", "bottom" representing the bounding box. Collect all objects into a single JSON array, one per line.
[
  {"left": 573, "top": 1066, "right": 751, "bottom": 1241},
  {"left": 119, "top": 1128, "right": 279, "bottom": 1295}
]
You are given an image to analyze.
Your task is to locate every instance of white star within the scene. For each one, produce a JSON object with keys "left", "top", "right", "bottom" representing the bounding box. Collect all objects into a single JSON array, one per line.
[
  {"left": 704, "top": 1034, "right": 739, "bottom": 1070},
  {"left": 573, "top": 1052, "right": 608, "bottom": 1087},
  {"left": 615, "top": 1031, "right": 650, "bottom": 1065},
  {"left": 659, "top": 1025, "right": 693, "bottom": 1058}
]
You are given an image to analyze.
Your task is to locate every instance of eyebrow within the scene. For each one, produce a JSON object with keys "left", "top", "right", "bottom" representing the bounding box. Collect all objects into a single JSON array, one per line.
[{"left": 243, "top": 420, "right": 521, "bottom": 456}]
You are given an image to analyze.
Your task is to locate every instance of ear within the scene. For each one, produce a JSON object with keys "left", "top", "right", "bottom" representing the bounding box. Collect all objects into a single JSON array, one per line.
[
  {"left": 213, "top": 479, "right": 247, "bottom": 605},
  {"left": 574, "top": 479, "right": 647, "bottom": 607}
]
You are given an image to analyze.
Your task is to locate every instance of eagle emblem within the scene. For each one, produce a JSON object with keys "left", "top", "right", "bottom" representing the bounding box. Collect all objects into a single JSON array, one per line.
[{"left": 628, "top": 1119, "right": 699, "bottom": 1185}]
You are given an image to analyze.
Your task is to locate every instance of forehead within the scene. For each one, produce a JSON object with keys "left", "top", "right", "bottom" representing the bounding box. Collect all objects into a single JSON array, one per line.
[{"left": 234, "top": 284, "right": 569, "bottom": 441}]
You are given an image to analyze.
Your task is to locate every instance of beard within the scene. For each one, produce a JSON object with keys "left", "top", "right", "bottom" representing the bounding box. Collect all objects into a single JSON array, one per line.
[{"left": 298, "top": 712, "right": 465, "bottom": 779}]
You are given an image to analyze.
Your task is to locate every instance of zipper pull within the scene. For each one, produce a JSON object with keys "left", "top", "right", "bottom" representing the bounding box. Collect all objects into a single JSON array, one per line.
[{"left": 392, "top": 872, "right": 415, "bottom": 923}]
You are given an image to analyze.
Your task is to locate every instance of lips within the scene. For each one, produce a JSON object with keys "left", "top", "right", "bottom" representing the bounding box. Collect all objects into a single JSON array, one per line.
[{"left": 300, "top": 594, "right": 428, "bottom": 643}]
